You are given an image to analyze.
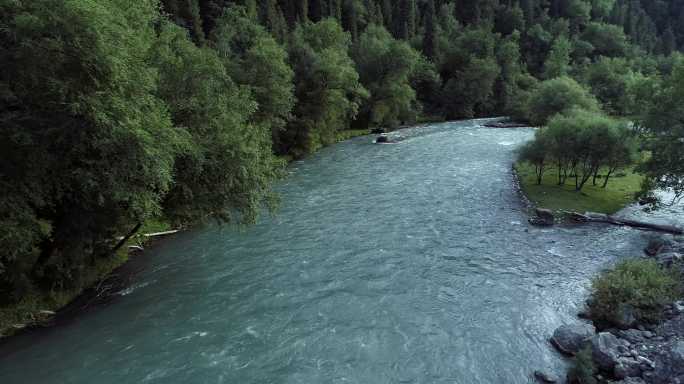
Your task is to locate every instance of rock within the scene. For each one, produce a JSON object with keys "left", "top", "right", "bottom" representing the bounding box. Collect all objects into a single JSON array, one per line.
[
  {"left": 614, "top": 357, "right": 642, "bottom": 379},
  {"left": 375, "top": 135, "right": 390, "bottom": 143},
  {"left": 592, "top": 332, "right": 626, "bottom": 371},
  {"left": 615, "top": 378, "right": 647, "bottom": 384},
  {"left": 651, "top": 340, "right": 684, "bottom": 383},
  {"left": 673, "top": 301, "right": 684, "bottom": 315},
  {"left": 534, "top": 370, "right": 559, "bottom": 383},
  {"left": 643, "top": 331, "right": 654, "bottom": 339},
  {"left": 533, "top": 208, "right": 555, "bottom": 226},
  {"left": 618, "top": 329, "right": 645, "bottom": 344},
  {"left": 578, "top": 310, "right": 591, "bottom": 319},
  {"left": 637, "top": 356, "right": 655, "bottom": 371},
  {"left": 645, "top": 237, "right": 672, "bottom": 256},
  {"left": 639, "top": 195, "right": 659, "bottom": 206},
  {"left": 551, "top": 323, "right": 596, "bottom": 355}
]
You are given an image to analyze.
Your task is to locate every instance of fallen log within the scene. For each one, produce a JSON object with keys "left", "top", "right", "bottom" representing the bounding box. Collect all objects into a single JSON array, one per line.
[
  {"left": 115, "top": 229, "right": 181, "bottom": 242},
  {"left": 566, "top": 211, "right": 683, "bottom": 235},
  {"left": 143, "top": 230, "right": 180, "bottom": 238}
]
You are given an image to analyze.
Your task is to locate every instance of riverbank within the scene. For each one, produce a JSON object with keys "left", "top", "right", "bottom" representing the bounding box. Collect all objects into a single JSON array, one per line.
[
  {"left": 546, "top": 236, "right": 684, "bottom": 384},
  {"left": 0, "top": 220, "right": 171, "bottom": 338},
  {"left": 0, "top": 128, "right": 376, "bottom": 340},
  {"left": 514, "top": 162, "right": 644, "bottom": 215}
]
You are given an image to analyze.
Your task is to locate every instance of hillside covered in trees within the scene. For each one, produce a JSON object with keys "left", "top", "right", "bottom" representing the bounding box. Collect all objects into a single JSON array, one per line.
[{"left": 2, "top": 0, "right": 684, "bottom": 310}]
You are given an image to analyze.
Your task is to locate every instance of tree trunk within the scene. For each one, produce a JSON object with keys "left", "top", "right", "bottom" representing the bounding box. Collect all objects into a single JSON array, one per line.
[
  {"left": 602, "top": 167, "right": 615, "bottom": 188},
  {"left": 536, "top": 163, "right": 544, "bottom": 185},
  {"left": 111, "top": 222, "right": 142, "bottom": 255}
]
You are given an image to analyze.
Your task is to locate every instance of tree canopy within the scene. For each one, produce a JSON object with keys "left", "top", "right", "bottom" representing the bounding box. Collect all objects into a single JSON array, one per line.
[{"left": 3, "top": 0, "right": 684, "bottom": 303}]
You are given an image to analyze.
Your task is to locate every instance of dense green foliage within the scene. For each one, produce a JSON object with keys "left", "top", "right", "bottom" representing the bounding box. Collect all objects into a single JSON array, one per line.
[
  {"left": 589, "top": 259, "right": 682, "bottom": 326},
  {"left": 567, "top": 346, "right": 597, "bottom": 384},
  {"left": 636, "top": 58, "right": 684, "bottom": 204},
  {"left": 3, "top": 0, "right": 684, "bottom": 308},
  {"left": 519, "top": 109, "right": 636, "bottom": 191},
  {"left": 526, "top": 77, "right": 600, "bottom": 126}
]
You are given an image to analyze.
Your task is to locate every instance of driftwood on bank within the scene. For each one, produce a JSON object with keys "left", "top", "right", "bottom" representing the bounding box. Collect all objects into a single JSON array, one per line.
[
  {"left": 483, "top": 122, "right": 529, "bottom": 128},
  {"left": 143, "top": 230, "right": 180, "bottom": 238},
  {"left": 566, "top": 211, "right": 683, "bottom": 235}
]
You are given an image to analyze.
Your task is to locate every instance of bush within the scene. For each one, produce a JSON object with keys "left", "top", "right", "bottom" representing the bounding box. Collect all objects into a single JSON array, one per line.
[
  {"left": 527, "top": 76, "right": 600, "bottom": 126},
  {"left": 589, "top": 259, "right": 682, "bottom": 326},
  {"left": 567, "top": 346, "right": 597, "bottom": 384}
]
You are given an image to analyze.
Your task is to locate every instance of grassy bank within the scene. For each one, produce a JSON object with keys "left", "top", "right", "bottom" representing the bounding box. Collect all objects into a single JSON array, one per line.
[
  {"left": 515, "top": 162, "right": 644, "bottom": 214},
  {"left": 0, "top": 220, "right": 171, "bottom": 338}
]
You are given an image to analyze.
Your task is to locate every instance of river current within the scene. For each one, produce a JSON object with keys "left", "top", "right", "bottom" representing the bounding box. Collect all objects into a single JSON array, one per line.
[{"left": 0, "top": 119, "right": 681, "bottom": 383}]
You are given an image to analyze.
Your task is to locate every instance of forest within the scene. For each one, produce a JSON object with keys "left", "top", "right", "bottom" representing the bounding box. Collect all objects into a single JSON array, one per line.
[{"left": 1, "top": 0, "right": 684, "bottom": 306}]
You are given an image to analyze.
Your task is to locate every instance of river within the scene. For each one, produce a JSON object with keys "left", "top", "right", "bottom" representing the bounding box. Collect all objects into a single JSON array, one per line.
[{"left": 0, "top": 119, "right": 680, "bottom": 383}]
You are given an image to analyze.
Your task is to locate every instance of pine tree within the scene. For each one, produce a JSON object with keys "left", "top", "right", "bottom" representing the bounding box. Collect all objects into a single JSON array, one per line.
[
  {"left": 520, "top": 0, "right": 535, "bottom": 25},
  {"left": 298, "top": 0, "right": 309, "bottom": 22},
  {"left": 662, "top": 26, "right": 676, "bottom": 54},
  {"left": 343, "top": 0, "right": 359, "bottom": 41},
  {"left": 382, "top": 0, "right": 392, "bottom": 28},
  {"left": 422, "top": 0, "right": 438, "bottom": 60},
  {"left": 310, "top": 0, "right": 323, "bottom": 21},
  {"left": 264, "top": 0, "right": 288, "bottom": 42}
]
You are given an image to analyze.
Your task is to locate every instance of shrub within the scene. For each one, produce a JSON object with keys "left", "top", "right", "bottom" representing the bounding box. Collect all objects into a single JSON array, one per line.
[
  {"left": 567, "top": 346, "right": 597, "bottom": 384},
  {"left": 589, "top": 259, "right": 682, "bottom": 326},
  {"left": 527, "top": 76, "right": 600, "bottom": 126}
]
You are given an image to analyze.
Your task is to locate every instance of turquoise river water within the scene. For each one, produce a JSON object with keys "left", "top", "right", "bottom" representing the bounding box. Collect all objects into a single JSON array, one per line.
[{"left": 1, "top": 119, "right": 681, "bottom": 383}]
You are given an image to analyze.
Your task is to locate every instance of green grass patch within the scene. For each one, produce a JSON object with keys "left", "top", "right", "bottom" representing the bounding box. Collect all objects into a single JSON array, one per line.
[
  {"left": 514, "top": 162, "right": 644, "bottom": 214},
  {"left": 0, "top": 218, "right": 171, "bottom": 338}
]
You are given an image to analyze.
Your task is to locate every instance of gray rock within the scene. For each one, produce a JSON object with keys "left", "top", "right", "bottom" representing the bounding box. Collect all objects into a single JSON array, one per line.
[
  {"left": 637, "top": 356, "right": 655, "bottom": 371},
  {"left": 614, "top": 357, "right": 642, "bottom": 379},
  {"left": 531, "top": 208, "right": 555, "bottom": 226},
  {"left": 615, "top": 378, "right": 647, "bottom": 384},
  {"left": 645, "top": 237, "right": 671, "bottom": 256},
  {"left": 619, "top": 329, "right": 645, "bottom": 344},
  {"left": 534, "top": 370, "right": 559, "bottom": 383},
  {"left": 674, "top": 301, "right": 684, "bottom": 315},
  {"left": 551, "top": 323, "right": 595, "bottom": 355},
  {"left": 592, "top": 332, "right": 626, "bottom": 371},
  {"left": 651, "top": 340, "right": 684, "bottom": 383}
]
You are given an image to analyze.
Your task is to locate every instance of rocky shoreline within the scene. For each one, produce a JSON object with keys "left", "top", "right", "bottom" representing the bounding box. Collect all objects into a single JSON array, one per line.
[{"left": 541, "top": 236, "right": 684, "bottom": 384}]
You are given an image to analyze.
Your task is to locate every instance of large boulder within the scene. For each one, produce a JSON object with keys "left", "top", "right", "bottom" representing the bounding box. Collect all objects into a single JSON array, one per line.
[
  {"left": 614, "top": 357, "right": 642, "bottom": 379},
  {"left": 534, "top": 370, "right": 559, "bottom": 383},
  {"left": 651, "top": 340, "right": 684, "bottom": 384},
  {"left": 531, "top": 208, "right": 555, "bottom": 227},
  {"left": 645, "top": 237, "right": 672, "bottom": 256},
  {"left": 551, "top": 323, "right": 595, "bottom": 355},
  {"left": 591, "top": 332, "right": 627, "bottom": 372},
  {"left": 614, "top": 378, "right": 647, "bottom": 384}
]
